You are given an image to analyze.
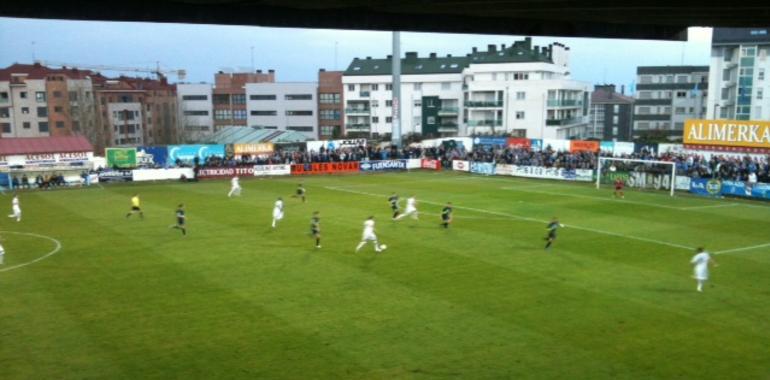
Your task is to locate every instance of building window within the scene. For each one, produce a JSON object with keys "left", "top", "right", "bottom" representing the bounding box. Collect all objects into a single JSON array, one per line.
[
  {"left": 0, "top": 92, "right": 8, "bottom": 102},
  {"left": 638, "top": 91, "right": 651, "bottom": 99},
  {"left": 182, "top": 95, "right": 208, "bottom": 101},
  {"left": 638, "top": 106, "right": 650, "bottom": 114},
  {"left": 515, "top": 111, "right": 525, "bottom": 119},
  {"left": 35, "top": 92, "right": 46, "bottom": 102},
  {"left": 286, "top": 110, "right": 313, "bottom": 116},
  {"left": 20, "top": 92, "right": 27, "bottom": 99},
  {"left": 69, "top": 91, "right": 78, "bottom": 101},
  {"left": 23, "top": 122, "right": 31, "bottom": 129},
  {"left": 676, "top": 91, "right": 687, "bottom": 98},
  {"left": 665, "top": 76, "right": 674, "bottom": 83},
  {"left": 250, "top": 110, "right": 277, "bottom": 116},
  {"left": 613, "top": 104, "right": 620, "bottom": 112},
  {"left": 677, "top": 75, "right": 689, "bottom": 83},
  {"left": 320, "top": 110, "right": 341, "bottom": 120},
  {"left": 413, "top": 99, "right": 421, "bottom": 107},
  {"left": 214, "top": 109, "right": 232, "bottom": 120},
  {"left": 285, "top": 94, "right": 313, "bottom": 100},
  {"left": 759, "top": 68, "right": 765, "bottom": 81},
  {"left": 386, "top": 116, "right": 393, "bottom": 123},
  {"left": 371, "top": 84, "right": 379, "bottom": 91},
  {"left": 319, "top": 93, "right": 341, "bottom": 104},
  {"left": 287, "top": 126, "right": 313, "bottom": 132},
  {"left": 38, "top": 121, "right": 49, "bottom": 132},
  {"left": 37, "top": 107, "right": 48, "bottom": 117},
  {"left": 183, "top": 110, "right": 209, "bottom": 116},
  {"left": 758, "top": 89, "right": 764, "bottom": 100},
  {"left": 72, "top": 121, "right": 80, "bottom": 131},
  {"left": 1, "top": 123, "right": 10, "bottom": 133},
  {"left": 372, "top": 116, "right": 379, "bottom": 123},
  {"left": 249, "top": 94, "right": 276, "bottom": 101},
  {"left": 612, "top": 127, "right": 618, "bottom": 135},
  {"left": 513, "top": 73, "right": 529, "bottom": 80},
  {"left": 233, "top": 109, "right": 247, "bottom": 120},
  {"left": 320, "top": 126, "right": 336, "bottom": 136},
  {"left": 230, "top": 94, "right": 245, "bottom": 104},
  {"left": 56, "top": 121, "right": 65, "bottom": 128},
  {"left": 386, "top": 84, "right": 392, "bottom": 91},
  {"left": 414, "top": 83, "right": 422, "bottom": 90},
  {"left": 54, "top": 106, "right": 63, "bottom": 113},
  {"left": 51, "top": 91, "right": 61, "bottom": 98},
  {"left": 612, "top": 115, "right": 619, "bottom": 124},
  {"left": 426, "top": 116, "right": 435, "bottom": 125},
  {"left": 385, "top": 100, "right": 393, "bottom": 107},
  {"left": 756, "top": 106, "right": 763, "bottom": 118},
  {"left": 0, "top": 108, "right": 8, "bottom": 118},
  {"left": 441, "top": 82, "right": 451, "bottom": 90},
  {"left": 21, "top": 107, "right": 29, "bottom": 114},
  {"left": 639, "top": 76, "right": 652, "bottom": 84},
  {"left": 371, "top": 100, "right": 379, "bottom": 108},
  {"left": 214, "top": 94, "right": 230, "bottom": 104},
  {"left": 741, "top": 46, "right": 757, "bottom": 57},
  {"left": 516, "top": 91, "right": 525, "bottom": 100},
  {"left": 347, "top": 84, "right": 355, "bottom": 91}
]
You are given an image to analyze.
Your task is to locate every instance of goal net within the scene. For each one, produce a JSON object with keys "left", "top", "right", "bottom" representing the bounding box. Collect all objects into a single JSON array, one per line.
[{"left": 596, "top": 157, "right": 677, "bottom": 196}]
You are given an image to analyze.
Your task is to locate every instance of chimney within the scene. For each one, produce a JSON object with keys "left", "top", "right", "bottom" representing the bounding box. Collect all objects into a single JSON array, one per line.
[
  {"left": 268, "top": 69, "right": 275, "bottom": 74},
  {"left": 429, "top": 52, "right": 437, "bottom": 59},
  {"left": 472, "top": 47, "right": 477, "bottom": 53},
  {"left": 256, "top": 69, "right": 262, "bottom": 73},
  {"left": 533, "top": 45, "right": 539, "bottom": 54},
  {"left": 446, "top": 54, "right": 452, "bottom": 58},
  {"left": 487, "top": 44, "right": 496, "bottom": 52},
  {"left": 319, "top": 68, "right": 325, "bottom": 72},
  {"left": 621, "top": 85, "right": 625, "bottom": 95},
  {"left": 366, "top": 56, "right": 371, "bottom": 60},
  {"left": 386, "top": 54, "right": 392, "bottom": 59},
  {"left": 501, "top": 44, "right": 506, "bottom": 49}
]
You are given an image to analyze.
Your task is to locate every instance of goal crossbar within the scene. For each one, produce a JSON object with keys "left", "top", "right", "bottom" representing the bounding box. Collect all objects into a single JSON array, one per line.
[{"left": 596, "top": 157, "right": 676, "bottom": 197}]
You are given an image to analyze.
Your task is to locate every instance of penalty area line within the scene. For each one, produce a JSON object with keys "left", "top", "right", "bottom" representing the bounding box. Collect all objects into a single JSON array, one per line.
[
  {"left": 715, "top": 242, "right": 770, "bottom": 255},
  {"left": 0, "top": 231, "right": 63, "bottom": 273},
  {"left": 324, "top": 186, "right": 694, "bottom": 251}
]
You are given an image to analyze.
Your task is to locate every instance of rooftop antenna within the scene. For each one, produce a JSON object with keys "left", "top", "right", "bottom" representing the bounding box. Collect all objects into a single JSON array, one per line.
[
  {"left": 31, "top": 41, "right": 36, "bottom": 61},
  {"left": 250, "top": 46, "right": 255, "bottom": 72},
  {"left": 334, "top": 41, "right": 339, "bottom": 70}
]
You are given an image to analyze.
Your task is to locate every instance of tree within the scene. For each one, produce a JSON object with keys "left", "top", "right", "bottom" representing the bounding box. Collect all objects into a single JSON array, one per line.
[
  {"left": 634, "top": 129, "right": 671, "bottom": 144},
  {"left": 68, "top": 83, "right": 105, "bottom": 154}
]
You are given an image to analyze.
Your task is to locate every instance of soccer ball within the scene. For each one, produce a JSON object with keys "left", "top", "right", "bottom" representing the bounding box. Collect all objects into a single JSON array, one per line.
[{"left": 380, "top": 244, "right": 388, "bottom": 250}]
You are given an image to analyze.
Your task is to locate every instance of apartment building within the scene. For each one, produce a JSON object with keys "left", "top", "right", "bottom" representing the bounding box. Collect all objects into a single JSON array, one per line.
[
  {"left": 342, "top": 38, "right": 591, "bottom": 139},
  {"left": 589, "top": 84, "right": 634, "bottom": 141},
  {"left": 633, "top": 66, "right": 709, "bottom": 140},
  {"left": 707, "top": 27, "right": 770, "bottom": 121},
  {"left": 177, "top": 83, "right": 214, "bottom": 142},
  {"left": 245, "top": 82, "right": 318, "bottom": 138},
  {"left": 213, "top": 70, "right": 274, "bottom": 132},
  {"left": 317, "top": 69, "right": 344, "bottom": 139}
]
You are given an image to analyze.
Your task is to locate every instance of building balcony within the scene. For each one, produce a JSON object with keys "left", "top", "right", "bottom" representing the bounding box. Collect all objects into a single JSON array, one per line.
[
  {"left": 438, "top": 124, "right": 459, "bottom": 133},
  {"left": 546, "top": 117, "right": 584, "bottom": 126},
  {"left": 464, "top": 100, "right": 503, "bottom": 107},
  {"left": 467, "top": 119, "right": 502, "bottom": 127},
  {"left": 345, "top": 108, "right": 370, "bottom": 115},
  {"left": 737, "top": 96, "right": 752, "bottom": 105},
  {"left": 437, "top": 107, "right": 459, "bottom": 115},
  {"left": 359, "top": 91, "right": 370, "bottom": 98},
  {"left": 346, "top": 123, "right": 371, "bottom": 132},
  {"left": 547, "top": 99, "right": 583, "bottom": 108}
]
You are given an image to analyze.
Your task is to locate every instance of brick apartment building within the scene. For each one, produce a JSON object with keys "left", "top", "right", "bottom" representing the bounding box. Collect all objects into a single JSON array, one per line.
[
  {"left": 317, "top": 69, "right": 344, "bottom": 139},
  {"left": 213, "top": 70, "right": 274, "bottom": 132}
]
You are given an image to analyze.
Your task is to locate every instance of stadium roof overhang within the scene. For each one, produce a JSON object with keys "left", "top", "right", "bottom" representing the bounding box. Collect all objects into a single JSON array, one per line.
[{"left": 2, "top": 1, "right": 770, "bottom": 41}]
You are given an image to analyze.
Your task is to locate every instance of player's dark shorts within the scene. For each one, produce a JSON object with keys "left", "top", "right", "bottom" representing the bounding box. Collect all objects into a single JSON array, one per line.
[
  {"left": 311, "top": 228, "right": 319, "bottom": 236},
  {"left": 615, "top": 186, "right": 623, "bottom": 190},
  {"left": 177, "top": 217, "right": 185, "bottom": 226},
  {"left": 132, "top": 206, "right": 141, "bottom": 211},
  {"left": 442, "top": 215, "right": 450, "bottom": 221},
  {"left": 298, "top": 190, "right": 304, "bottom": 196},
  {"left": 391, "top": 205, "right": 399, "bottom": 211},
  {"left": 548, "top": 231, "right": 557, "bottom": 239}
]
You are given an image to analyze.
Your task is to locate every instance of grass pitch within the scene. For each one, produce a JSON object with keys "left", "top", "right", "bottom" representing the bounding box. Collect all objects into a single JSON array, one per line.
[{"left": 1, "top": 171, "right": 769, "bottom": 379}]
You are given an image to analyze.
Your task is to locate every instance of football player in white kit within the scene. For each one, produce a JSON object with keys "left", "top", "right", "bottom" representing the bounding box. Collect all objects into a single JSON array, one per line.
[
  {"left": 7, "top": 193, "right": 21, "bottom": 222},
  {"left": 228, "top": 176, "right": 241, "bottom": 198},
  {"left": 271, "top": 197, "right": 284, "bottom": 228},
  {"left": 0, "top": 237, "right": 5, "bottom": 265},
  {"left": 394, "top": 195, "right": 418, "bottom": 221},
  {"left": 691, "top": 247, "right": 718, "bottom": 292},
  {"left": 355, "top": 216, "right": 386, "bottom": 253}
]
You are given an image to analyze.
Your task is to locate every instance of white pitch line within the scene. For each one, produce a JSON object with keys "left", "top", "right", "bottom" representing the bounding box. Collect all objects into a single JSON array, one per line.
[
  {"left": 715, "top": 242, "right": 770, "bottom": 255},
  {"left": 325, "top": 186, "right": 694, "bottom": 251},
  {"left": 679, "top": 203, "right": 739, "bottom": 210},
  {"left": 0, "top": 231, "right": 62, "bottom": 273}
]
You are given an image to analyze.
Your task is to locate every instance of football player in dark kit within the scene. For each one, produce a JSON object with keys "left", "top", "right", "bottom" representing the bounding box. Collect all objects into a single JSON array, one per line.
[
  {"left": 310, "top": 211, "right": 321, "bottom": 248},
  {"left": 388, "top": 192, "right": 400, "bottom": 220},
  {"left": 441, "top": 202, "right": 453, "bottom": 229},
  {"left": 170, "top": 203, "right": 187, "bottom": 236},
  {"left": 296, "top": 184, "right": 306, "bottom": 203},
  {"left": 544, "top": 217, "right": 564, "bottom": 250}
]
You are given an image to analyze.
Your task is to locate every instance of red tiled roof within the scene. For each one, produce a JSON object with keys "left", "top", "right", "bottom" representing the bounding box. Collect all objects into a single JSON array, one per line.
[
  {"left": 0, "top": 136, "right": 93, "bottom": 155},
  {"left": 0, "top": 63, "right": 104, "bottom": 82}
]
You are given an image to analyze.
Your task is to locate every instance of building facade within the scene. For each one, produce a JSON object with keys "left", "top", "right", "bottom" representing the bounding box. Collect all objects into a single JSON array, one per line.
[
  {"left": 245, "top": 82, "right": 318, "bottom": 138},
  {"left": 633, "top": 66, "right": 709, "bottom": 140},
  {"left": 317, "top": 69, "right": 344, "bottom": 139},
  {"left": 707, "top": 27, "right": 770, "bottom": 121},
  {"left": 589, "top": 84, "right": 634, "bottom": 141},
  {"left": 213, "top": 70, "right": 274, "bottom": 132},
  {"left": 342, "top": 38, "right": 591, "bottom": 139},
  {"left": 177, "top": 83, "right": 214, "bottom": 143}
]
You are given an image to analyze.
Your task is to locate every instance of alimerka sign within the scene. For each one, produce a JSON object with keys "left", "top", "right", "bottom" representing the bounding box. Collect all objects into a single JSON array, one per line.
[{"left": 684, "top": 119, "right": 770, "bottom": 149}]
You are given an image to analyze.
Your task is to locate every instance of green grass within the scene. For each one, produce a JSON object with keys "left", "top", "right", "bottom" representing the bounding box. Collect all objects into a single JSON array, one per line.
[{"left": 1, "top": 171, "right": 769, "bottom": 379}]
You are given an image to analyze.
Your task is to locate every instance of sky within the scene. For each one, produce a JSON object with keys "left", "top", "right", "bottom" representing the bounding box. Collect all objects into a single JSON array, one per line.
[{"left": 0, "top": 17, "right": 713, "bottom": 92}]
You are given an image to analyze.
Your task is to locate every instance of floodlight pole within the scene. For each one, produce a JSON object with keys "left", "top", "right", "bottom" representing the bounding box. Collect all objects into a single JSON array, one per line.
[{"left": 392, "top": 31, "right": 402, "bottom": 148}]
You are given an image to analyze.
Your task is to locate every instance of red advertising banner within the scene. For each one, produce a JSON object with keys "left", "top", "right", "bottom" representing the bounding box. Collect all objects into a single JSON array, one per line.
[
  {"left": 196, "top": 166, "right": 255, "bottom": 179},
  {"left": 569, "top": 140, "right": 600, "bottom": 153},
  {"left": 506, "top": 138, "right": 531, "bottom": 149},
  {"left": 291, "top": 162, "right": 360, "bottom": 175},
  {"left": 421, "top": 159, "right": 441, "bottom": 171}
]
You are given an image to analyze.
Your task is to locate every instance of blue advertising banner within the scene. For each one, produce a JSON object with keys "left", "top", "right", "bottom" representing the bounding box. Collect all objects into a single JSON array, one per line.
[
  {"left": 600, "top": 141, "right": 615, "bottom": 153},
  {"left": 167, "top": 145, "right": 225, "bottom": 163},
  {"left": 470, "top": 162, "right": 496, "bottom": 175},
  {"left": 0, "top": 173, "right": 10, "bottom": 189},
  {"left": 473, "top": 137, "right": 508, "bottom": 147},
  {"left": 359, "top": 160, "right": 408, "bottom": 172},
  {"left": 717, "top": 180, "right": 770, "bottom": 200},
  {"left": 137, "top": 146, "right": 168, "bottom": 167},
  {"left": 530, "top": 139, "right": 543, "bottom": 152},
  {"left": 690, "top": 178, "right": 721, "bottom": 196},
  {"left": 749, "top": 183, "right": 770, "bottom": 200}
]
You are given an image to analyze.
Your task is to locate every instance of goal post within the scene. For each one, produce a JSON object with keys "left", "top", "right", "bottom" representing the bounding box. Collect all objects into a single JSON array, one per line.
[{"left": 596, "top": 157, "right": 677, "bottom": 197}]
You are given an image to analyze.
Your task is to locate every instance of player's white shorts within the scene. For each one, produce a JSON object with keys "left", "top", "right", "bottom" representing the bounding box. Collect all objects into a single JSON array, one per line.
[
  {"left": 694, "top": 266, "right": 709, "bottom": 280},
  {"left": 12, "top": 206, "right": 21, "bottom": 214},
  {"left": 404, "top": 206, "right": 417, "bottom": 214},
  {"left": 272, "top": 209, "right": 284, "bottom": 220},
  {"left": 362, "top": 231, "right": 377, "bottom": 241}
]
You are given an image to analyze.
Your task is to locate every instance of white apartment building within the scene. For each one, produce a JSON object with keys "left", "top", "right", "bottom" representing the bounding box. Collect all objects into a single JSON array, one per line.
[
  {"left": 245, "top": 82, "right": 318, "bottom": 138},
  {"left": 342, "top": 38, "right": 591, "bottom": 139},
  {"left": 1, "top": 74, "right": 50, "bottom": 138},
  {"left": 707, "top": 27, "right": 770, "bottom": 121},
  {"left": 105, "top": 96, "right": 144, "bottom": 146},
  {"left": 177, "top": 83, "right": 214, "bottom": 142}
]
